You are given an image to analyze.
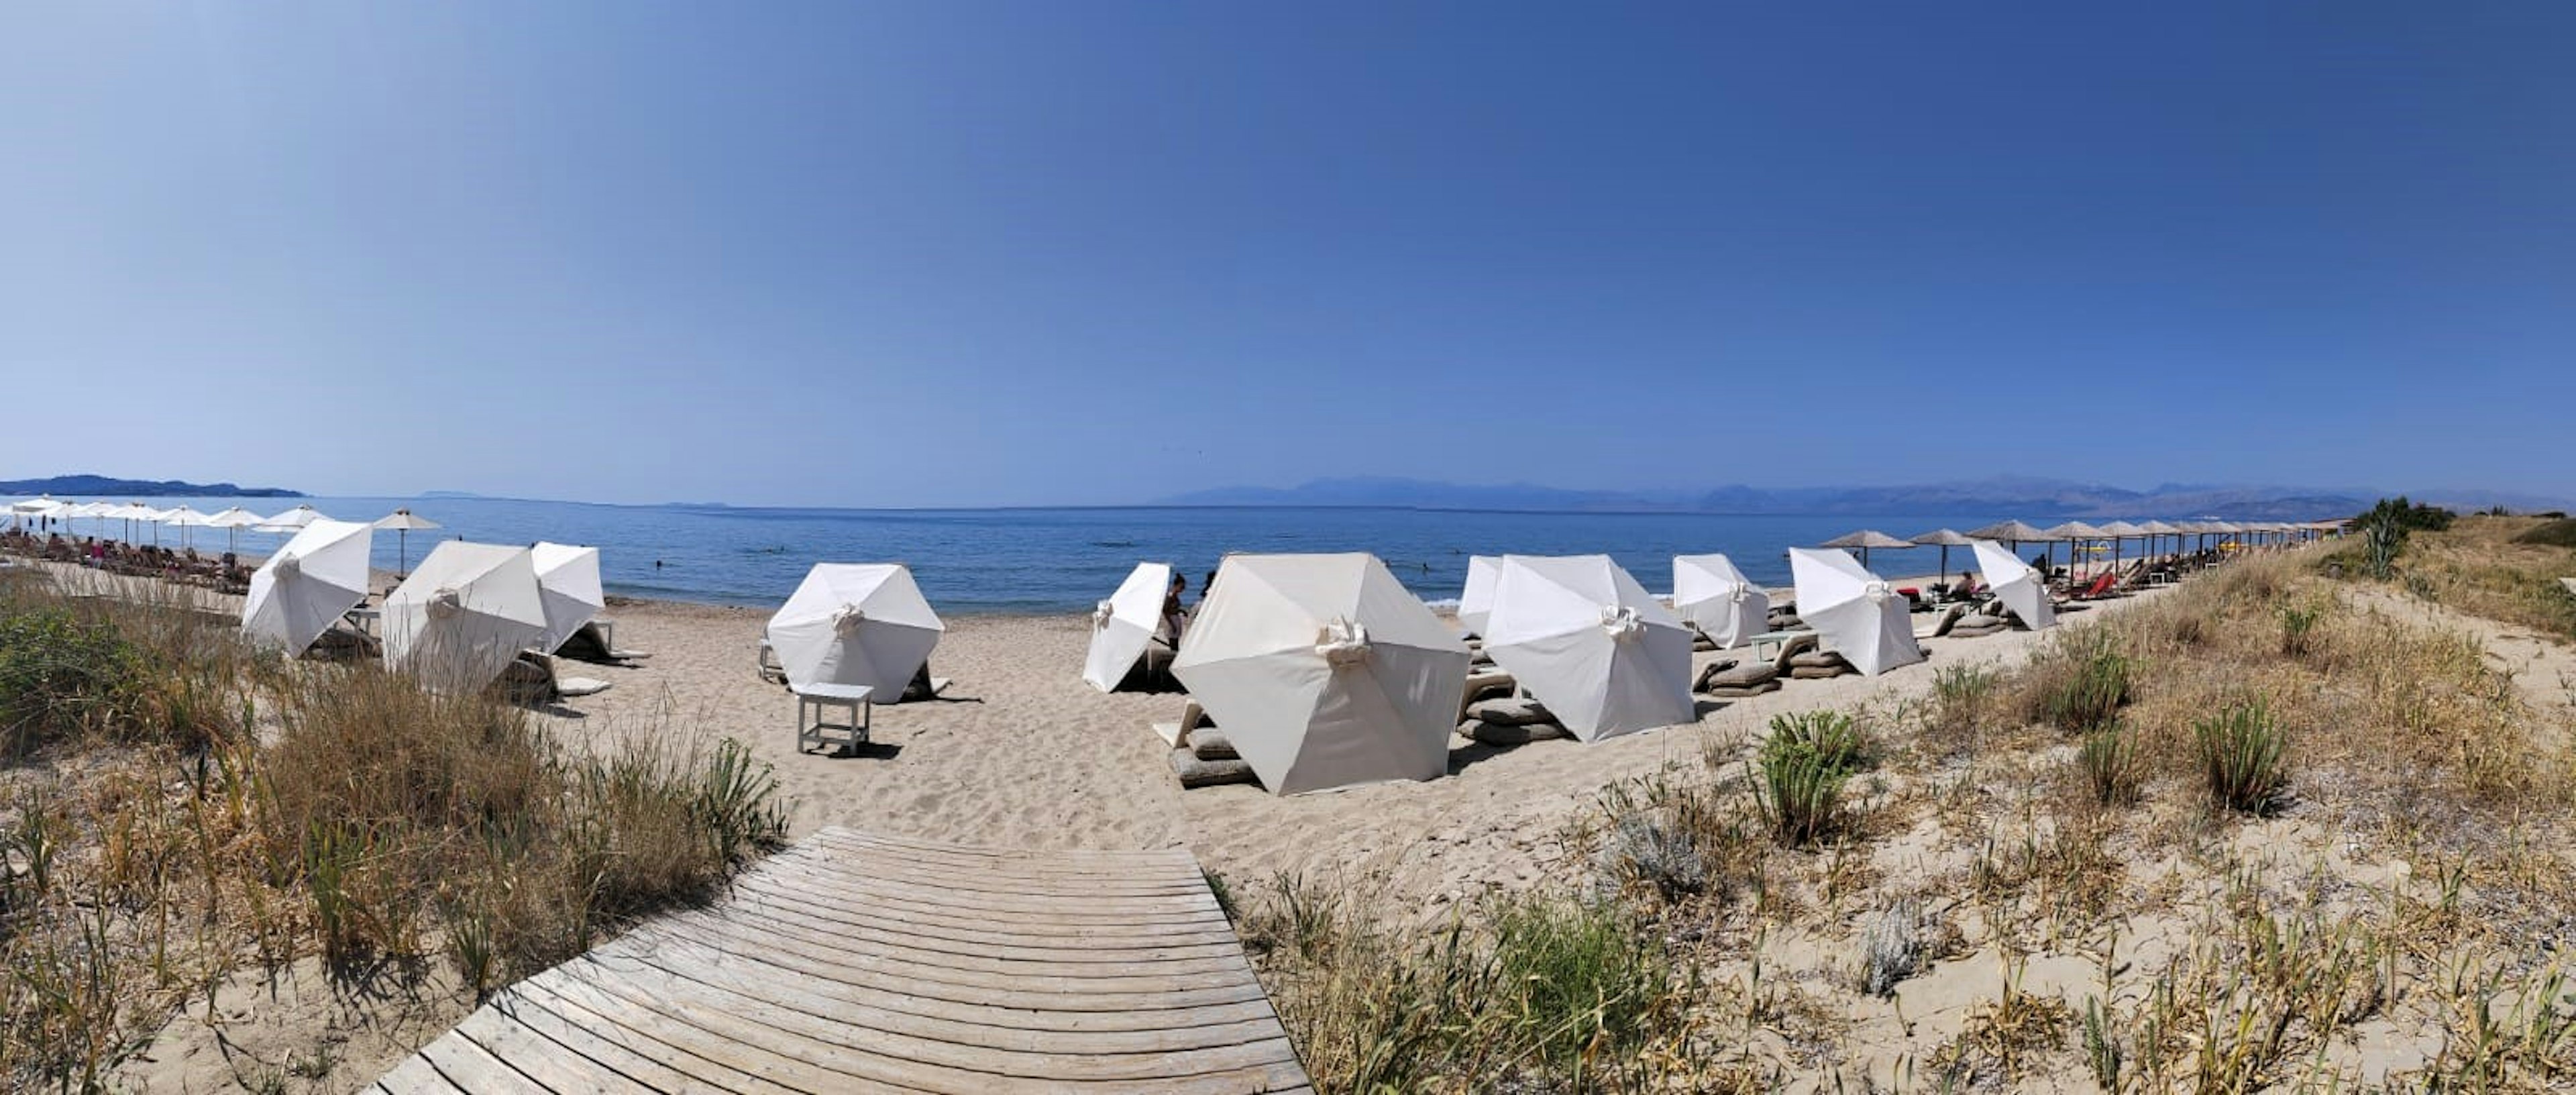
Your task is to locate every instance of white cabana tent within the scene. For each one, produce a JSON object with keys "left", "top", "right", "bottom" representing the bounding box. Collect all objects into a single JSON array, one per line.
[
  {"left": 1970, "top": 539, "right": 2054, "bottom": 631},
  {"left": 1481, "top": 554, "right": 1693, "bottom": 742},
  {"left": 1672, "top": 553, "right": 1769, "bottom": 649},
  {"left": 1786, "top": 547, "right": 1924, "bottom": 677},
  {"left": 241, "top": 519, "right": 376, "bottom": 656},
  {"left": 765, "top": 564, "right": 945, "bottom": 696},
  {"left": 1083, "top": 562, "right": 1173, "bottom": 692},
  {"left": 1456, "top": 555, "right": 1501, "bottom": 638},
  {"left": 1171, "top": 553, "right": 1467, "bottom": 795},
  {"left": 382, "top": 542, "right": 548, "bottom": 693},
  {"left": 530, "top": 542, "right": 606, "bottom": 655}
]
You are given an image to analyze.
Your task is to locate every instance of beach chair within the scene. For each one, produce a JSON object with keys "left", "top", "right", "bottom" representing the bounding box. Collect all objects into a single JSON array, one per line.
[
  {"left": 494, "top": 651, "right": 613, "bottom": 707},
  {"left": 1152, "top": 698, "right": 1210, "bottom": 747}
]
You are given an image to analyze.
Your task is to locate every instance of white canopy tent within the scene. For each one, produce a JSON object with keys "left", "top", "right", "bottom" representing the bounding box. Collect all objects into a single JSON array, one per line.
[
  {"left": 1083, "top": 562, "right": 1173, "bottom": 692},
  {"left": 1481, "top": 554, "right": 1694, "bottom": 742},
  {"left": 1672, "top": 553, "right": 1769, "bottom": 649},
  {"left": 1456, "top": 555, "right": 1501, "bottom": 638},
  {"left": 765, "top": 564, "right": 945, "bottom": 696},
  {"left": 1171, "top": 553, "right": 1467, "bottom": 795},
  {"left": 241, "top": 519, "right": 376, "bottom": 656},
  {"left": 382, "top": 542, "right": 548, "bottom": 693},
  {"left": 1787, "top": 547, "right": 1924, "bottom": 676},
  {"left": 1970, "top": 539, "right": 2055, "bottom": 631},
  {"left": 530, "top": 542, "right": 606, "bottom": 655}
]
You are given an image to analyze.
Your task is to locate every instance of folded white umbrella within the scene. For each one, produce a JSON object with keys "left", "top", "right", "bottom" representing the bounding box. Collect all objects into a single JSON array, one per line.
[
  {"left": 1083, "top": 562, "right": 1173, "bottom": 692},
  {"left": 257, "top": 505, "right": 329, "bottom": 533},
  {"left": 1173, "top": 553, "right": 1467, "bottom": 794},
  {"left": 1970, "top": 539, "right": 2054, "bottom": 631},
  {"left": 1672, "top": 553, "right": 1770, "bottom": 649},
  {"left": 382, "top": 542, "right": 547, "bottom": 693},
  {"left": 241, "top": 519, "right": 375, "bottom": 656},
  {"left": 530, "top": 542, "right": 606, "bottom": 654},
  {"left": 766, "top": 564, "right": 944, "bottom": 696},
  {"left": 1787, "top": 547, "right": 1924, "bottom": 676},
  {"left": 1482, "top": 554, "right": 1694, "bottom": 742},
  {"left": 1456, "top": 555, "right": 1501, "bottom": 638}
]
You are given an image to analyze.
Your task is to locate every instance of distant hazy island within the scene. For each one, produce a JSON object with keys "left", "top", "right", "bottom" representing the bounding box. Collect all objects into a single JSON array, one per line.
[
  {"left": 1161, "top": 475, "right": 2571, "bottom": 521},
  {"left": 0, "top": 474, "right": 303, "bottom": 499}
]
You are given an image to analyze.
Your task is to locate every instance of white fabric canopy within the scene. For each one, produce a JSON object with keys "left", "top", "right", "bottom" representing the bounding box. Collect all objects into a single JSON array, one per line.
[
  {"left": 203, "top": 507, "right": 264, "bottom": 528},
  {"left": 1172, "top": 553, "right": 1467, "bottom": 795},
  {"left": 1083, "top": 562, "right": 1173, "bottom": 692},
  {"left": 1482, "top": 555, "right": 1694, "bottom": 742},
  {"left": 240, "top": 519, "right": 374, "bottom": 656},
  {"left": 382, "top": 542, "right": 548, "bottom": 693},
  {"left": 530, "top": 542, "right": 606, "bottom": 654},
  {"left": 1456, "top": 556, "right": 1501, "bottom": 638},
  {"left": 1787, "top": 548, "right": 1924, "bottom": 676},
  {"left": 1672, "top": 554, "right": 1769, "bottom": 649},
  {"left": 9, "top": 496, "right": 64, "bottom": 515},
  {"left": 373, "top": 509, "right": 441, "bottom": 531},
  {"left": 1970, "top": 539, "right": 2054, "bottom": 631},
  {"left": 765, "top": 564, "right": 945, "bottom": 696}
]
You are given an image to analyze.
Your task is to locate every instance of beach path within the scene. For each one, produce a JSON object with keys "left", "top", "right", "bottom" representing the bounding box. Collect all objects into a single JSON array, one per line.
[{"left": 368, "top": 827, "right": 1309, "bottom": 1094}]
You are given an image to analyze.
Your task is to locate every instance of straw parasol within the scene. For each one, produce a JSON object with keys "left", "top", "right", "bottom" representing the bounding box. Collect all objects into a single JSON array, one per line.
[
  {"left": 1909, "top": 528, "right": 1977, "bottom": 584},
  {"left": 2040, "top": 521, "right": 2108, "bottom": 577},
  {"left": 1819, "top": 529, "right": 1913, "bottom": 572}
]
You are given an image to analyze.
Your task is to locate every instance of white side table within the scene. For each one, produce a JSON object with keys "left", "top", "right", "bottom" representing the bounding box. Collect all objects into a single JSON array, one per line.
[{"left": 794, "top": 682, "right": 874, "bottom": 755}]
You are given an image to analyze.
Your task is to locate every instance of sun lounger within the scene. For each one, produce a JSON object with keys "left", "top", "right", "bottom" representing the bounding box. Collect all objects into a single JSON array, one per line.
[
  {"left": 1152, "top": 698, "right": 1210, "bottom": 747},
  {"left": 366, "top": 827, "right": 1309, "bottom": 1093}
]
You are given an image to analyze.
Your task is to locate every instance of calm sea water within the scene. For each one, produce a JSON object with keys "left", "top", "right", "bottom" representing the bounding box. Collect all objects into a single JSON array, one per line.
[{"left": 31, "top": 497, "right": 2028, "bottom": 614}]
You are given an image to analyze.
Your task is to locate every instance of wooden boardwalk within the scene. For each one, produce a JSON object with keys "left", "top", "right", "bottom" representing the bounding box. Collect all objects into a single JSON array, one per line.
[{"left": 372, "top": 827, "right": 1310, "bottom": 1094}]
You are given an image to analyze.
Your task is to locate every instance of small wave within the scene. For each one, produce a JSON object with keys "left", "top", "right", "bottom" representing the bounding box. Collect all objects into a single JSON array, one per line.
[
  {"left": 1091, "top": 539, "right": 1136, "bottom": 548},
  {"left": 1419, "top": 597, "right": 1462, "bottom": 610}
]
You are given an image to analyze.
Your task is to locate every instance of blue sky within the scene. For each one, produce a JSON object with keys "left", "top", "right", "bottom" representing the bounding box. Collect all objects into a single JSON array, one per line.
[{"left": 5, "top": 2, "right": 2571, "bottom": 507}]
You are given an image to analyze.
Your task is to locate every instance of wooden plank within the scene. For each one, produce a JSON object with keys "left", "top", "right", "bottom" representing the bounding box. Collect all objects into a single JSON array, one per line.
[
  {"left": 454, "top": 1007, "right": 658, "bottom": 1095},
  {"left": 610, "top": 933, "right": 1295, "bottom": 1054},
  {"left": 509, "top": 978, "right": 814, "bottom": 1095},
  {"left": 731, "top": 868, "right": 1235, "bottom": 943},
  {"left": 553, "top": 958, "right": 1306, "bottom": 1092},
  {"left": 649, "top": 914, "right": 1269, "bottom": 1002},
  {"left": 637, "top": 918, "right": 1274, "bottom": 1014},
  {"left": 415, "top": 1030, "right": 553, "bottom": 1095},
  {"left": 677, "top": 901, "right": 1258, "bottom": 986},
  {"left": 717, "top": 883, "right": 1254, "bottom": 968},
  {"left": 483, "top": 986, "right": 768, "bottom": 1095},
  {"left": 374, "top": 1055, "right": 467, "bottom": 1094},
  {"left": 757, "top": 855, "right": 1223, "bottom": 919},
  {"left": 806, "top": 831, "right": 1207, "bottom": 881}
]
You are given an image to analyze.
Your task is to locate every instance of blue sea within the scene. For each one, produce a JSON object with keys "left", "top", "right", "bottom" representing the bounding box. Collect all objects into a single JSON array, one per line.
[{"left": 32, "top": 497, "right": 2029, "bottom": 614}]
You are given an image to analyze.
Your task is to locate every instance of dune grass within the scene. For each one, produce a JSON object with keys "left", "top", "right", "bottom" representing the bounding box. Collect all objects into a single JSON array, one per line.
[
  {"left": 2386, "top": 515, "right": 2576, "bottom": 643},
  {"left": 0, "top": 577, "right": 785, "bottom": 1088}
]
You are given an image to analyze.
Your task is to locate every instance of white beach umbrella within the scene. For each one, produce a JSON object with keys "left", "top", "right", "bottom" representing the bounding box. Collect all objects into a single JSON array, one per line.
[
  {"left": 530, "top": 542, "right": 606, "bottom": 655},
  {"left": 10, "top": 495, "right": 63, "bottom": 515},
  {"left": 373, "top": 509, "right": 443, "bottom": 574},
  {"left": 1083, "top": 562, "right": 1173, "bottom": 692},
  {"left": 1970, "top": 539, "right": 2055, "bottom": 631},
  {"left": 766, "top": 563, "right": 945, "bottom": 696},
  {"left": 160, "top": 505, "right": 215, "bottom": 550},
  {"left": 1787, "top": 547, "right": 1924, "bottom": 677},
  {"left": 241, "top": 519, "right": 376, "bottom": 656},
  {"left": 1482, "top": 554, "right": 1694, "bottom": 742},
  {"left": 257, "top": 505, "right": 329, "bottom": 533},
  {"left": 1456, "top": 555, "right": 1501, "bottom": 638},
  {"left": 202, "top": 507, "right": 265, "bottom": 554},
  {"left": 382, "top": 542, "right": 548, "bottom": 693},
  {"left": 1672, "top": 554, "right": 1770, "bottom": 649},
  {"left": 1172, "top": 553, "right": 1467, "bottom": 794}
]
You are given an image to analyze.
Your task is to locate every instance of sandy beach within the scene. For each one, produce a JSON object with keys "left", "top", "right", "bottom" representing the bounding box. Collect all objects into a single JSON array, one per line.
[{"left": 552, "top": 578, "right": 2116, "bottom": 916}]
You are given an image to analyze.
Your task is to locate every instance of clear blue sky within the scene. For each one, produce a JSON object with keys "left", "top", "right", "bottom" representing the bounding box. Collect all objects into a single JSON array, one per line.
[{"left": 5, "top": 2, "right": 2571, "bottom": 507}]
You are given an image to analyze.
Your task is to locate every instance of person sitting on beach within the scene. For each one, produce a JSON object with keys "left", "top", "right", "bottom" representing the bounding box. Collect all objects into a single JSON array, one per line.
[{"left": 1162, "top": 572, "right": 1191, "bottom": 643}]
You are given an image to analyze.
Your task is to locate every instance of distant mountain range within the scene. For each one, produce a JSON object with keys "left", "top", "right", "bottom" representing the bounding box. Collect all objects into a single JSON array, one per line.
[
  {"left": 1160, "top": 476, "right": 2571, "bottom": 520},
  {"left": 1, "top": 474, "right": 303, "bottom": 499}
]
